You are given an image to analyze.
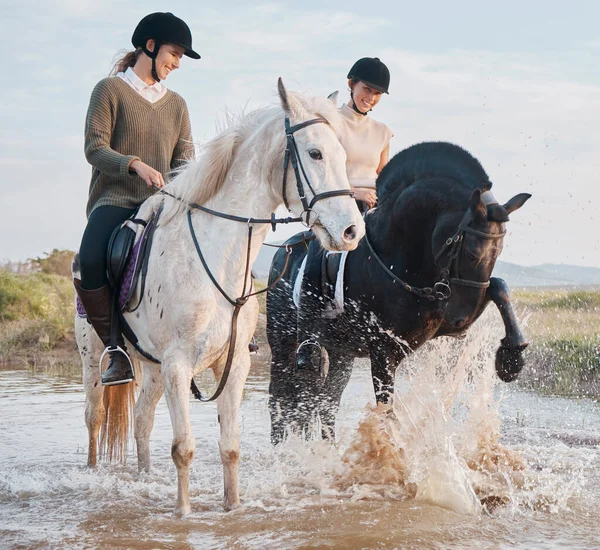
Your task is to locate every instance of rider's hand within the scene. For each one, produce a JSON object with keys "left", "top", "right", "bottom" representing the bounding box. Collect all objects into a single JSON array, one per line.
[
  {"left": 130, "top": 160, "right": 165, "bottom": 189},
  {"left": 353, "top": 187, "right": 377, "bottom": 208}
]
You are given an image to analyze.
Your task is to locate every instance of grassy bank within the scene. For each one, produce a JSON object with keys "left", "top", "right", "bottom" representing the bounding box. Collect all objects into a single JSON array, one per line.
[
  {"left": 512, "top": 288, "right": 600, "bottom": 397},
  {"left": 0, "top": 269, "right": 267, "bottom": 372},
  {"left": 1, "top": 266, "right": 599, "bottom": 398},
  {"left": 0, "top": 269, "right": 78, "bottom": 368}
]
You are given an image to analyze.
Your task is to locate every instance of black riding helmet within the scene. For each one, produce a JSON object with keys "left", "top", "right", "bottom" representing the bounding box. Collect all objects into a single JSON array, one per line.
[
  {"left": 347, "top": 57, "right": 390, "bottom": 115},
  {"left": 132, "top": 12, "right": 200, "bottom": 82}
]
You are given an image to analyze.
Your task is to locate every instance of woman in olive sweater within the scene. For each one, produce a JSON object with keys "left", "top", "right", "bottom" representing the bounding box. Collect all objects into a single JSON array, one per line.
[{"left": 74, "top": 12, "right": 199, "bottom": 386}]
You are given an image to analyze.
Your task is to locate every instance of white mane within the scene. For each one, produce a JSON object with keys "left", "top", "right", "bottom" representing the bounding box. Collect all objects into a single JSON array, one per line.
[{"left": 164, "top": 92, "right": 344, "bottom": 215}]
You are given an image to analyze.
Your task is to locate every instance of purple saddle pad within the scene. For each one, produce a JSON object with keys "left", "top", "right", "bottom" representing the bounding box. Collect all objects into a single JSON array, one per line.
[{"left": 76, "top": 230, "right": 145, "bottom": 318}]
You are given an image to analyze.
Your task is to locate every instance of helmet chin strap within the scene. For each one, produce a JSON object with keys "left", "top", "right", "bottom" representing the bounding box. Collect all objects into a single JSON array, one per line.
[
  {"left": 350, "top": 91, "right": 369, "bottom": 116},
  {"left": 141, "top": 40, "right": 162, "bottom": 83}
]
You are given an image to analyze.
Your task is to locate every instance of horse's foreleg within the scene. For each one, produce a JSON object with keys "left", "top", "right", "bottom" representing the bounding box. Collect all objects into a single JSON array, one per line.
[
  {"left": 317, "top": 352, "right": 353, "bottom": 440},
  {"left": 369, "top": 344, "right": 404, "bottom": 405},
  {"left": 215, "top": 350, "right": 251, "bottom": 511},
  {"left": 162, "top": 352, "right": 195, "bottom": 517},
  {"left": 488, "top": 277, "right": 528, "bottom": 349},
  {"left": 487, "top": 277, "right": 528, "bottom": 382},
  {"left": 134, "top": 364, "right": 163, "bottom": 473}
]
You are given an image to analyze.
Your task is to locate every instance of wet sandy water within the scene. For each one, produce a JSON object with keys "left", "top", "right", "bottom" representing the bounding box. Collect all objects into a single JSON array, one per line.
[{"left": 2, "top": 318, "right": 600, "bottom": 549}]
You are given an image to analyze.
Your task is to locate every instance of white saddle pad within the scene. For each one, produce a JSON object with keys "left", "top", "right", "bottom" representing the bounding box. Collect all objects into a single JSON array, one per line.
[{"left": 293, "top": 251, "right": 348, "bottom": 310}]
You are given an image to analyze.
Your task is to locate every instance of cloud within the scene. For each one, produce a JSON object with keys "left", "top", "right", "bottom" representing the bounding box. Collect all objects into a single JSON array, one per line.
[
  {"left": 46, "top": 0, "right": 116, "bottom": 18},
  {"left": 368, "top": 48, "right": 600, "bottom": 265},
  {"left": 2, "top": 1, "right": 600, "bottom": 267},
  {"left": 191, "top": 7, "right": 386, "bottom": 55}
]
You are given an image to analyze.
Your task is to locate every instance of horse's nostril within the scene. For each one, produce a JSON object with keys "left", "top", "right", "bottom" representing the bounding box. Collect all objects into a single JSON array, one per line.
[
  {"left": 343, "top": 225, "right": 357, "bottom": 241},
  {"left": 454, "top": 317, "right": 467, "bottom": 328}
]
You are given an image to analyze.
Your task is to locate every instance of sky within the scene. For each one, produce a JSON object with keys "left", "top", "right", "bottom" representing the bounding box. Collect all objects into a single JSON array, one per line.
[{"left": 2, "top": 0, "right": 600, "bottom": 266}]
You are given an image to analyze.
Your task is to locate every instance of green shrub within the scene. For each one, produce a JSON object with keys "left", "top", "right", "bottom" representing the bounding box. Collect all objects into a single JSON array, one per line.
[
  {"left": 0, "top": 270, "right": 75, "bottom": 360},
  {"left": 0, "top": 270, "right": 73, "bottom": 321},
  {"left": 30, "top": 249, "right": 75, "bottom": 278}
]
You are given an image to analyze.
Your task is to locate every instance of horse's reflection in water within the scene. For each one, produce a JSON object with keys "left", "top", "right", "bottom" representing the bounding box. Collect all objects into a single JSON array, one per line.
[
  {"left": 267, "top": 142, "right": 531, "bottom": 444},
  {"left": 74, "top": 79, "right": 364, "bottom": 516}
]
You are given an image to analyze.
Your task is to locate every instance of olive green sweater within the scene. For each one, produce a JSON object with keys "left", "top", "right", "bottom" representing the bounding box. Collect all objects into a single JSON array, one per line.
[{"left": 84, "top": 76, "right": 193, "bottom": 217}]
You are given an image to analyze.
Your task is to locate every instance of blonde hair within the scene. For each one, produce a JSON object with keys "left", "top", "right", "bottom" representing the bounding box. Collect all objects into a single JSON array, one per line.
[{"left": 109, "top": 48, "right": 143, "bottom": 76}]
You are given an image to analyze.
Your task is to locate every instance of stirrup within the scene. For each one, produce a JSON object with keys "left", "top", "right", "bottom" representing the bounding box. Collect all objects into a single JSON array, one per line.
[
  {"left": 296, "top": 338, "right": 321, "bottom": 354},
  {"left": 249, "top": 337, "right": 259, "bottom": 355},
  {"left": 99, "top": 345, "right": 134, "bottom": 379},
  {"left": 295, "top": 339, "right": 322, "bottom": 370}
]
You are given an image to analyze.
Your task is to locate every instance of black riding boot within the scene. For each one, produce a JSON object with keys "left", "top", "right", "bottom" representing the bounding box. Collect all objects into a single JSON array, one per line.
[
  {"left": 73, "top": 279, "right": 134, "bottom": 386},
  {"left": 295, "top": 243, "right": 326, "bottom": 373}
]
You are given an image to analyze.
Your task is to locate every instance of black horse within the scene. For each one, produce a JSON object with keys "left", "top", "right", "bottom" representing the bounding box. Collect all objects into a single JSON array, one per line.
[{"left": 266, "top": 142, "right": 531, "bottom": 444}]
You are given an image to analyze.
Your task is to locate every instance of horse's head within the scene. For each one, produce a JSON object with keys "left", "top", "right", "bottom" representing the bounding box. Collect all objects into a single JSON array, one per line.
[
  {"left": 433, "top": 189, "right": 531, "bottom": 330},
  {"left": 277, "top": 79, "right": 365, "bottom": 251}
]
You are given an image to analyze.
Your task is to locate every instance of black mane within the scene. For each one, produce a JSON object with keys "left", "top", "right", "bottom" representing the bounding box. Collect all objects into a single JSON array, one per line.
[{"left": 376, "top": 142, "right": 491, "bottom": 203}]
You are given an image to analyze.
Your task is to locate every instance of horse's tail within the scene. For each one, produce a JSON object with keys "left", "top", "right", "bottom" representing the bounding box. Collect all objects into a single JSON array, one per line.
[{"left": 99, "top": 358, "right": 143, "bottom": 463}]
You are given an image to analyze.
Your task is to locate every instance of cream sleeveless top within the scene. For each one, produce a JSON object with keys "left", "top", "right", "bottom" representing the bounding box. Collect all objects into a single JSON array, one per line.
[{"left": 338, "top": 103, "right": 394, "bottom": 190}]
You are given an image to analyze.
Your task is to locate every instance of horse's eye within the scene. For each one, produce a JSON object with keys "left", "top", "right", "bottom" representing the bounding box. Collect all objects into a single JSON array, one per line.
[{"left": 309, "top": 149, "right": 322, "bottom": 160}]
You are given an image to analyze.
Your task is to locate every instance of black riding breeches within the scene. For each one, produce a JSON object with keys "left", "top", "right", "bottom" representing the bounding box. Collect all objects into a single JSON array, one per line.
[{"left": 79, "top": 205, "right": 136, "bottom": 290}]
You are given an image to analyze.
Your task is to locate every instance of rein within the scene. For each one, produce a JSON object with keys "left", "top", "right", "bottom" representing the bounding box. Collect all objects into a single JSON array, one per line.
[
  {"left": 155, "top": 114, "right": 349, "bottom": 402},
  {"left": 365, "top": 206, "right": 506, "bottom": 305}
]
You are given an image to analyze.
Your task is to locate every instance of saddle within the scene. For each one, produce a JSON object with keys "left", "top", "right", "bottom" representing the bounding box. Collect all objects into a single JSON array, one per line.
[
  {"left": 106, "top": 201, "right": 164, "bottom": 312},
  {"left": 302, "top": 241, "right": 346, "bottom": 318},
  {"left": 102, "top": 201, "right": 165, "bottom": 364}
]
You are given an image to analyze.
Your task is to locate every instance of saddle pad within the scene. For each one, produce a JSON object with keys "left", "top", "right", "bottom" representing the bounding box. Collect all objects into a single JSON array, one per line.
[
  {"left": 293, "top": 251, "right": 348, "bottom": 310},
  {"left": 292, "top": 256, "right": 308, "bottom": 308},
  {"left": 76, "top": 226, "right": 147, "bottom": 318}
]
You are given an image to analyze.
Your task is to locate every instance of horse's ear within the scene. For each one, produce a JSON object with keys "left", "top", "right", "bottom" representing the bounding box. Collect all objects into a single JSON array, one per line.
[
  {"left": 470, "top": 189, "right": 487, "bottom": 221},
  {"left": 277, "top": 77, "right": 301, "bottom": 118},
  {"left": 327, "top": 90, "right": 339, "bottom": 105},
  {"left": 503, "top": 193, "right": 532, "bottom": 216},
  {"left": 487, "top": 203, "right": 509, "bottom": 223},
  {"left": 277, "top": 78, "right": 291, "bottom": 113}
]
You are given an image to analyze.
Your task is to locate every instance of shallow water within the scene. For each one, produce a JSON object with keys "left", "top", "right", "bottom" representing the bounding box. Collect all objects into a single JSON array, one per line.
[{"left": 2, "top": 316, "right": 600, "bottom": 549}]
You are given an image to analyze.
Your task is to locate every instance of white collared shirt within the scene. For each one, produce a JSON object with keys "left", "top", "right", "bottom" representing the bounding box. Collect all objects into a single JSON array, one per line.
[{"left": 117, "top": 66, "right": 167, "bottom": 103}]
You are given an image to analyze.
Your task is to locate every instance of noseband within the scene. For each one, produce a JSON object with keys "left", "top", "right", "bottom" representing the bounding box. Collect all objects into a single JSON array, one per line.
[
  {"left": 365, "top": 202, "right": 506, "bottom": 303},
  {"left": 282, "top": 117, "right": 355, "bottom": 226}
]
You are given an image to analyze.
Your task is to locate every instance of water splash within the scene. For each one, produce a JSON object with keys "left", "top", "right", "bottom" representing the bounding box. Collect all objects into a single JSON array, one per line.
[{"left": 332, "top": 308, "right": 530, "bottom": 515}]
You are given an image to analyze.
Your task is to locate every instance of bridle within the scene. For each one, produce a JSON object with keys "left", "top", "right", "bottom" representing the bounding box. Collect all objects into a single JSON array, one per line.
[
  {"left": 281, "top": 117, "right": 354, "bottom": 226},
  {"left": 364, "top": 192, "right": 506, "bottom": 304},
  {"left": 433, "top": 207, "right": 506, "bottom": 295},
  {"left": 154, "top": 114, "right": 354, "bottom": 401}
]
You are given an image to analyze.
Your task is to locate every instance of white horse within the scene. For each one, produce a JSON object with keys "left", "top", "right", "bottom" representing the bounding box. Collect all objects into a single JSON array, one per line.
[{"left": 74, "top": 79, "right": 365, "bottom": 516}]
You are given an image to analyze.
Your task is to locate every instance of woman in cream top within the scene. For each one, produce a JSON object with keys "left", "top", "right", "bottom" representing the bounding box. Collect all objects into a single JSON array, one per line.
[
  {"left": 340, "top": 56, "right": 393, "bottom": 210},
  {"left": 293, "top": 57, "right": 394, "bottom": 372}
]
